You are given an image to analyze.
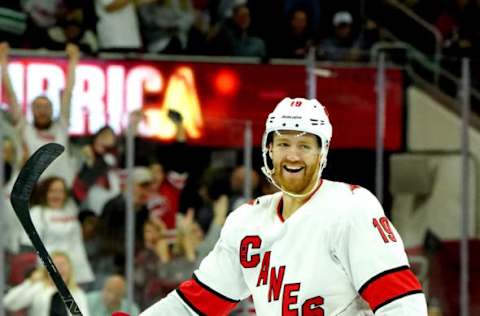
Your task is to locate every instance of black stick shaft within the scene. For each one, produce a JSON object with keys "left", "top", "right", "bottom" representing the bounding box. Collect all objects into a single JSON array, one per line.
[{"left": 10, "top": 143, "right": 83, "bottom": 315}]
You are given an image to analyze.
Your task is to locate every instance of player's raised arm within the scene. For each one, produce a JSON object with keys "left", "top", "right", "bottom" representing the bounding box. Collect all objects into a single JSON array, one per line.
[
  {"left": 0, "top": 42, "right": 22, "bottom": 125},
  {"left": 60, "top": 43, "right": 80, "bottom": 126},
  {"left": 333, "top": 187, "right": 428, "bottom": 315},
  {"left": 140, "top": 207, "right": 251, "bottom": 315}
]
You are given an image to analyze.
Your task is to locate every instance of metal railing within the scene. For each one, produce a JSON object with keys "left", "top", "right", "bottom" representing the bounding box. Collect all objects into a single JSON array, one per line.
[
  {"left": 371, "top": 36, "right": 480, "bottom": 111},
  {"left": 383, "top": 0, "right": 443, "bottom": 83},
  {"left": 385, "top": 0, "right": 442, "bottom": 59}
]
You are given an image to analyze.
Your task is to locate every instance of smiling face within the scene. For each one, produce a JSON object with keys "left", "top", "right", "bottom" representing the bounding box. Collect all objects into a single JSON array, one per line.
[
  {"left": 32, "top": 96, "right": 53, "bottom": 129},
  {"left": 46, "top": 179, "right": 67, "bottom": 209},
  {"left": 269, "top": 131, "right": 321, "bottom": 195}
]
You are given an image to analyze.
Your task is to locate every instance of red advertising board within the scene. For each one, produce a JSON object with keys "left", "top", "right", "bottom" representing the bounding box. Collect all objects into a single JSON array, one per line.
[{"left": 0, "top": 57, "right": 403, "bottom": 149}]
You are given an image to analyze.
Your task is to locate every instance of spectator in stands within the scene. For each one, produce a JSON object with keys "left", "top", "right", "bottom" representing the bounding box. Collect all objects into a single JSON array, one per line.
[
  {"left": 436, "top": 0, "right": 480, "bottom": 57},
  {"left": 66, "top": 0, "right": 99, "bottom": 32},
  {"left": 47, "top": 1, "right": 99, "bottom": 54},
  {"left": 209, "top": 0, "right": 243, "bottom": 24},
  {"left": 185, "top": 5, "right": 211, "bottom": 55},
  {"left": 137, "top": 110, "right": 188, "bottom": 231},
  {"left": 270, "top": 8, "right": 314, "bottom": 59},
  {"left": 80, "top": 210, "right": 100, "bottom": 252},
  {"left": 0, "top": 108, "right": 25, "bottom": 255},
  {"left": 87, "top": 275, "right": 140, "bottom": 315},
  {"left": 229, "top": 165, "right": 260, "bottom": 209},
  {"left": 317, "top": 11, "right": 365, "bottom": 62},
  {"left": 95, "top": 0, "right": 142, "bottom": 51},
  {"left": 189, "top": 194, "right": 228, "bottom": 260},
  {"left": 3, "top": 251, "right": 90, "bottom": 316},
  {"left": 208, "top": 3, "right": 266, "bottom": 57},
  {"left": 191, "top": 166, "right": 231, "bottom": 233},
  {"left": 19, "top": 177, "right": 95, "bottom": 285},
  {"left": 0, "top": 108, "right": 22, "bottom": 185},
  {"left": 21, "top": 0, "right": 65, "bottom": 48},
  {"left": 140, "top": 218, "right": 171, "bottom": 267},
  {"left": 135, "top": 219, "right": 171, "bottom": 308},
  {"left": 73, "top": 125, "right": 122, "bottom": 214},
  {"left": 0, "top": 42, "right": 80, "bottom": 187},
  {"left": 188, "top": 165, "right": 259, "bottom": 232},
  {"left": 135, "top": 196, "right": 227, "bottom": 308},
  {"left": 283, "top": 0, "right": 320, "bottom": 34},
  {"left": 178, "top": 197, "right": 228, "bottom": 264},
  {"left": 79, "top": 209, "right": 108, "bottom": 290},
  {"left": 0, "top": 125, "right": 14, "bottom": 183},
  {"left": 146, "top": 159, "right": 181, "bottom": 231},
  {"left": 229, "top": 3, "right": 266, "bottom": 58},
  {"left": 99, "top": 166, "right": 153, "bottom": 273},
  {"left": 137, "top": 0, "right": 195, "bottom": 54}
]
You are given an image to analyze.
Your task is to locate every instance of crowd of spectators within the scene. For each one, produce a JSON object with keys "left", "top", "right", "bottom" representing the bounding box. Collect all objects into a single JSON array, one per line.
[
  {"left": 0, "top": 0, "right": 478, "bottom": 65},
  {"left": 0, "top": 0, "right": 384, "bottom": 62},
  {"left": 370, "top": 0, "right": 480, "bottom": 89},
  {"left": 0, "top": 39, "right": 274, "bottom": 314},
  {"left": 0, "top": 1, "right": 479, "bottom": 65},
  {"left": 412, "top": 0, "right": 480, "bottom": 89},
  {"left": 400, "top": 0, "right": 480, "bottom": 60},
  {"left": 1, "top": 1, "right": 479, "bottom": 315}
]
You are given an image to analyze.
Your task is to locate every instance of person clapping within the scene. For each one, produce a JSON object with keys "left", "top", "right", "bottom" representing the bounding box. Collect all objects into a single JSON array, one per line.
[{"left": 3, "top": 251, "right": 90, "bottom": 316}]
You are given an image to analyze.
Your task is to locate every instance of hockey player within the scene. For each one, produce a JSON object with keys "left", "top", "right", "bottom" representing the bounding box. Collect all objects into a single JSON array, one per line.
[{"left": 140, "top": 97, "right": 428, "bottom": 315}]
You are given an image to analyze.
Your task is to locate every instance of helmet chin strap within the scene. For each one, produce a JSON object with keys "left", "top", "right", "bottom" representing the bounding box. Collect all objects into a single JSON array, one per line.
[{"left": 261, "top": 164, "right": 322, "bottom": 198}]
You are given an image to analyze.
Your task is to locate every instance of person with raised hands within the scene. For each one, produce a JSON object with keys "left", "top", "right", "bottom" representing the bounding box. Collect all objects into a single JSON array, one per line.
[{"left": 0, "top": 42, "right": 80, "bottom": 186}]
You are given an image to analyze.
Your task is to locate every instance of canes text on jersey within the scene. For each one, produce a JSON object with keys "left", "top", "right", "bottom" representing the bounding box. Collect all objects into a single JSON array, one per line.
[{"left": 240, "top": 236, "right": 324, "bottom": 316}]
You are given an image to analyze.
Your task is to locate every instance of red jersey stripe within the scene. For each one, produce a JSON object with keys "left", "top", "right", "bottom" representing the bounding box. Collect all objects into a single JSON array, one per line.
[
  {"left": 359, "top": 266, "right": 423, "bottom": 312},
  {"left": 177, "top": 275, "right": 239, "bottom": 316},
  {"left": 276, "top": 199, "right": 285, "bottom": 222}
]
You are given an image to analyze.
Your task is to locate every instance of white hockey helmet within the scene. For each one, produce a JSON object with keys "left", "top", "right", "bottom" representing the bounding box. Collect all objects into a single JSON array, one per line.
[{"left": 261, "top": 97, "right": 332, "bottom": 195}]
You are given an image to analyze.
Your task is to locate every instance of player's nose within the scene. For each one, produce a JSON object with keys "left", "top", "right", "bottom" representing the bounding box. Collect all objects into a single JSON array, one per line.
[{"left": 284, "top": 147, "right": 301, "bottom": 161}]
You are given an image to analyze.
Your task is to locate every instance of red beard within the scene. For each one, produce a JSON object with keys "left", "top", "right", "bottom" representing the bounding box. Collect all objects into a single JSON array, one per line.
[{"left": 272, "top": 158, "right": 320, "bottom": 195}]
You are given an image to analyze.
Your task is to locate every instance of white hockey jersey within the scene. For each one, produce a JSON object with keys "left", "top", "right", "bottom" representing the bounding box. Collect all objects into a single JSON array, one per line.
[{"left": 141, "top": 180, "right": 427, "bottom": 315}]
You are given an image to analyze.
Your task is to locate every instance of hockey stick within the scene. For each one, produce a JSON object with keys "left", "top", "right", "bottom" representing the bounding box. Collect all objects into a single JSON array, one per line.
[{"left": 10, "top": 143, "right": 83, "bottom": 316}]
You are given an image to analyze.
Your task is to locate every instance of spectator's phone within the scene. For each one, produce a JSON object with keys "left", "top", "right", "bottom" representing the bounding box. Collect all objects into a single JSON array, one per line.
[{"left": 168, "top": 109, "right": 183, "bottom": 123}]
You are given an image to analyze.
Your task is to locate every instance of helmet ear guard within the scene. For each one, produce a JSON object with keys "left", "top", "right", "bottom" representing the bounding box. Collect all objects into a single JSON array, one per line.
[{"left": 261, "top": 135, "right": 274, "bottom": 178}]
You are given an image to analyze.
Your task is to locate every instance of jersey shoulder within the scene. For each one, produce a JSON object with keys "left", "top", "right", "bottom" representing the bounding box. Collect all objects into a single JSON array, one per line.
[
  {"left": 222, "top": 192, "right": 282, "bottom": 234},
  {"left": 217, "top": 192, "right": 281, "bottom": 251},
  {"left": 321, "top": 180, "right": 385, "bottom": 220}
]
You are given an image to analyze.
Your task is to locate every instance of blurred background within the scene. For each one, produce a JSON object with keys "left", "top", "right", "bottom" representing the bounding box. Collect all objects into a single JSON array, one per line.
[{"left": 0, "top": 0, "right": 479, "bottom": 315}]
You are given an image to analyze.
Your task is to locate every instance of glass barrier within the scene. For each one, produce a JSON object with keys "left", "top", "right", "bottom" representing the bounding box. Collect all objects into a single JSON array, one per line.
[{"left": 0, "top": 50, "right": 439, "bottom": 316}]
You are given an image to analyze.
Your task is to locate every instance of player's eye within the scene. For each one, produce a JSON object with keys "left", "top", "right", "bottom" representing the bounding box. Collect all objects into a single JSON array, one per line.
[{"left": 297, "top": 143, "right": 313, "bottom": 151}]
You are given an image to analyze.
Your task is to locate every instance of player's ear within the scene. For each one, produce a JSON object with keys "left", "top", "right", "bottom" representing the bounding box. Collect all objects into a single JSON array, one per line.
[{"left": 268, "top": 144, "right": 273, "bottom": 159}]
